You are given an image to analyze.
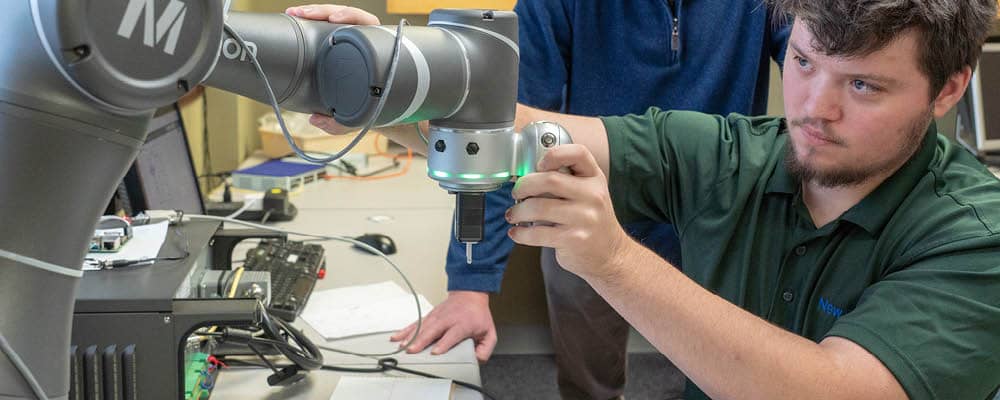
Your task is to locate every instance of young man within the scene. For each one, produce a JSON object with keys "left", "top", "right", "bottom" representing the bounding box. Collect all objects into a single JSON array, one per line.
[
  {"left": 291, "top": 0, "right": 1000, "bottom": 398},
  {"left": 502, "top": 1, "right": 1000, "bottom": 398}
]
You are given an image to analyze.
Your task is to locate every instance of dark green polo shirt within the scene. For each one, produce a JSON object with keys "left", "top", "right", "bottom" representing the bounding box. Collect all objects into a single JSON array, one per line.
[{"left": 603, "top": 108, "right": 1000, "bottom": 400}]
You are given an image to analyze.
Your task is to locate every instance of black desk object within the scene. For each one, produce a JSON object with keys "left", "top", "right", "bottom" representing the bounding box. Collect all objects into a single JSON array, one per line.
[{"left": 71, "top": 220, "right": 258, "bottom": 400}]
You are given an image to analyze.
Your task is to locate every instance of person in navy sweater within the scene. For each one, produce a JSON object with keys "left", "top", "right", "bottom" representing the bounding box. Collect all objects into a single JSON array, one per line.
[{"left": 288, "top": 2, "right": 789, "bottom": 399}]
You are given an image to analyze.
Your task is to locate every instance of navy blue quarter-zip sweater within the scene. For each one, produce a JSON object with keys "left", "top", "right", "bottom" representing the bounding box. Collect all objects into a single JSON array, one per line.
[{"left": 446, "top": 0, "right": 789, "bottom": 293}]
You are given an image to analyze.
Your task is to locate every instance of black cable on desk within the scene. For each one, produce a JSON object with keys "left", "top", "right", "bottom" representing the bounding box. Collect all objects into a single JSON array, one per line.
[
  {"left": 374, "top": 358, "right": 498, "bottom": 400},
  {"left": 221, "top": 358, "right": 499, "bottom": 400},
  {"left": 247, "top": 343, "right": 281, "bottom": 374}
]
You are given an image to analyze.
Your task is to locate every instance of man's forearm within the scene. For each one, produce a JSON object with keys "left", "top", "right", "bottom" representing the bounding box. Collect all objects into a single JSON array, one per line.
[{"left": 585, "top": 241, "right": 905, "bottom": 400}]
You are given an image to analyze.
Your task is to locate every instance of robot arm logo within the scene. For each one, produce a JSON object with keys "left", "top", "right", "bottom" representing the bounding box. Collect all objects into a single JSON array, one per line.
[
  {"left": 116, "top": 0, "right": 188, "bottom": 56},
  {"left": 222, "top": 37, "right": 257, "bottom": 62}
]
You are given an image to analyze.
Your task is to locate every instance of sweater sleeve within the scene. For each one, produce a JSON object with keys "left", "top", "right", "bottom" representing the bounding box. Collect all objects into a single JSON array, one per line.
[{"left": 514, "top": 0, "right": 573, "bottom": 110}]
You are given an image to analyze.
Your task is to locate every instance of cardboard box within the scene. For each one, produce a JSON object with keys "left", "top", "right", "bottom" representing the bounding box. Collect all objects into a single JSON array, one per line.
[
  {"left": 258, "top": 112, "right": 387, "bottom": 159},
  {"left": 387, "top": 0, "right": 515, "bottom": 14}
]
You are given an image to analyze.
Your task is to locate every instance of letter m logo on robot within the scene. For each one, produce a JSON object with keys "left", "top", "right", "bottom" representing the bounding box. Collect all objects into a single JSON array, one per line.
[{"left": 116, "top": 0, "right": 187, "bottom": 56}]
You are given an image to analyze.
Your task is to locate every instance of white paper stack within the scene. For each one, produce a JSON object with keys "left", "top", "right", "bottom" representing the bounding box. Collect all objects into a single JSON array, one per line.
[
  {"left": 300, "top": 281, "right": 433, "bottom": 340},
  {"left": 329, "top": 376, "right": 452, "bottom": 400},
  {"left": 83, "top": 221, "right": 169, "bottom": 271}
]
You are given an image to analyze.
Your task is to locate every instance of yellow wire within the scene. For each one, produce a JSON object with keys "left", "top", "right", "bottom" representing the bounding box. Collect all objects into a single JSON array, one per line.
[
  {"left": 226, "top": 267, "right": 245, "bottom": 298},
  {"left": 204, "top": 267, "right": 246, "bottom": 335},
  {"left": 190, "top": 375, "right": 204, "bottom": 400}
]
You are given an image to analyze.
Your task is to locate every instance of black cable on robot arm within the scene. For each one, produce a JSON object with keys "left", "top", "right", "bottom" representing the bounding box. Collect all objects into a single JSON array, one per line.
[{"left": 220, "top": 19, "right": 407, "bottom": 165}]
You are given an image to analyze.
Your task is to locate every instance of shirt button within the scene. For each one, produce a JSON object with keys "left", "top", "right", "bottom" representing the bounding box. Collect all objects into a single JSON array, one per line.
[
  {"left": 794, "top": 246, "right": 807, "bottom": 256},
  {"left": 782, "top": 290, "right": 794, "bottom": 302}
]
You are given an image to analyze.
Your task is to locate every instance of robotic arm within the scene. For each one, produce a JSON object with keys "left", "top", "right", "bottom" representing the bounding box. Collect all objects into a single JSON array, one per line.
[
  {"left": 0, "top": 1, "right": 569, "bottom": 398},
  {"left": 205, "top": 10, "right": 533, "bottom": 260}
]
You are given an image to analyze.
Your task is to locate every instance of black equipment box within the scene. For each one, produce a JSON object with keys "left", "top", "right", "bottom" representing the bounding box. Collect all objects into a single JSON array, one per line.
[{"left": 71, "top": 220, "right": 259, "bottom": 400}]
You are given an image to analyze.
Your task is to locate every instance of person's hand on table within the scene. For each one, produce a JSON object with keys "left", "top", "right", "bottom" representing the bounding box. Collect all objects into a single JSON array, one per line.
[{"left": 390, "top": 291, "right": 498, "bottom": 363}]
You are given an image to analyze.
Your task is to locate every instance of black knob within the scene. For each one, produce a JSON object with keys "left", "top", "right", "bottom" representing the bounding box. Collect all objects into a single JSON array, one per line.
[
  {"left": 466, "top": 142, "right": 480, "bottom": 155},
  {"left": 435, "top": 140, "right": 447, "bottom": 152}
]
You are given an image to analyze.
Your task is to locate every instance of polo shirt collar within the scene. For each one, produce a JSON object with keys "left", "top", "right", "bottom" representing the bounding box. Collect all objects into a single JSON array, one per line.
[
  {"left": 765, "top": 122, "right": 939, "bottom": 234},
  {"left": 841, "top": 123, "right": 938, "bottom": 234}
]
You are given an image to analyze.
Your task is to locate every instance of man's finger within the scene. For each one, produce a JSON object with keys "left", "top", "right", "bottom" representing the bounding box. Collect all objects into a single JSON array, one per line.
[
  {"left": 405, "top": 321, "right": 447, "bottom": 353},
  {"left": 538, "top": 144, "right": 602, "bottom": 178},
  {"left": 511, "top": 171, "right": 576, "bottom": 201},
  {"left": 285, "top": 4, "right": 343, "bottom": 19},
  {"left": 431, "top": 328, "right": 466, "bottom": 355},
  {"left": 324, "top": 7, "right": 380, "bottom": 25},
  {"left": 506, "top": 197, "right": 573, "bottom": 226},
  {"left": 474, "top": 330, "right": 498, "bottom": 363},
  {"left": 286, "top": 4, "right": 380, "bottom": 25},
  {"left": 508, "top": 225, "right": 563, "bottom": 248},
  {"left": 390, "top": 322, "right": 417, "bottom": 342},
  {"left": 310, "top": 114, "right": 354, "bottom": 135}
]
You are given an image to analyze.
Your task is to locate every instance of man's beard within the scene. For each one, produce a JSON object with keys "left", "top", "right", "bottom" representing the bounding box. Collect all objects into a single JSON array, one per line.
[{"left": 785, "top": 111, "right": 933, "bottom": 188}]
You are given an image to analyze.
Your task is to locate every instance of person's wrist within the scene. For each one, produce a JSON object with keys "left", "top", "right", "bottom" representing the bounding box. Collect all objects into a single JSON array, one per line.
[
  {"left": 447, "top": 290, "right": 490, "bottom": 306},
  {"left": 514, "top": 103, "right": 537, "bottom": 132},
  {"left": 586, "top": 229, "right": 641, "bottom": 287}
]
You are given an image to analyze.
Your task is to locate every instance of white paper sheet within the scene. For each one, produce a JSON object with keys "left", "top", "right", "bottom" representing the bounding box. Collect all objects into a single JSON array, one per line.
[
  {"left": 301, "top": 281, "right": 434, "bottom": 340},
  {"left": 83, "top": 221, "right": 169, "bottom": 270},
  {"left": 329, "top": 376, "right": 452, "bottom": 400}
]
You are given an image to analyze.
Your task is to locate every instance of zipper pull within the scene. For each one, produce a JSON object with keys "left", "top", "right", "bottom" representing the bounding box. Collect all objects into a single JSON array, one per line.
[{"left": 671, "top": 17, "right": 680, "bottom": 51}]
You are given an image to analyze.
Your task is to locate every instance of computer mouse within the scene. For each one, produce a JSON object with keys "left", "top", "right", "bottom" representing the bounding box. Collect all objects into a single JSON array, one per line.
[{"left": 353, "top": 233, "right": 397, "bottom": 255}]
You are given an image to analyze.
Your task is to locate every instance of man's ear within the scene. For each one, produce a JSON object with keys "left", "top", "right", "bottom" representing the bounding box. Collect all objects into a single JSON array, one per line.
[{"left": 932, "top": 66, "right": 973, "bottom": 118}]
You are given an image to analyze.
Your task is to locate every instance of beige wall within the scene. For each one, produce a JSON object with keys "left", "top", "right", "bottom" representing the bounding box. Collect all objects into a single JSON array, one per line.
[{"left": 177, "top": 90, "right": 209, "bottom": 189}]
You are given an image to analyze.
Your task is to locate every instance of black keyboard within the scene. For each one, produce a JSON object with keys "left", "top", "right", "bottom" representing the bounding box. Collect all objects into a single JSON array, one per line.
[{"left": 243, "top": 239, "right": 326, "bottom": 322}]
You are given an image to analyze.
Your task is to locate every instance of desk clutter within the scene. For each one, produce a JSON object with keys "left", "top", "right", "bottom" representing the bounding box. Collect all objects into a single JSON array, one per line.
[
  {"left": 301, "top": 281, "right": 434, "bottom": 340},
  {"left": 231, "top": 160, "right": 326, "bottom": 192},
  {"left": 242, "top": 239, "right": 327, "bottom": 322},
  {"left": 83, "top": 220, "right": 170, "bottom": 270}
]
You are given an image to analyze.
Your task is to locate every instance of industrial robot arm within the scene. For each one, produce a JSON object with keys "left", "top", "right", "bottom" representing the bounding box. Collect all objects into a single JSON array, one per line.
[
  {"left": 1, "top": 1, "right": 573, "bottom": 398},
  {"left": 207, "top": 11, "right": 572, "bottom": 262}
]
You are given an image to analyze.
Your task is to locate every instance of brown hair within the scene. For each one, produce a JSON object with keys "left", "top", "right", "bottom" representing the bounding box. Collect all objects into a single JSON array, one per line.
[{"left": 773, "top": 0, "right": 998, "bottom": 97}]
